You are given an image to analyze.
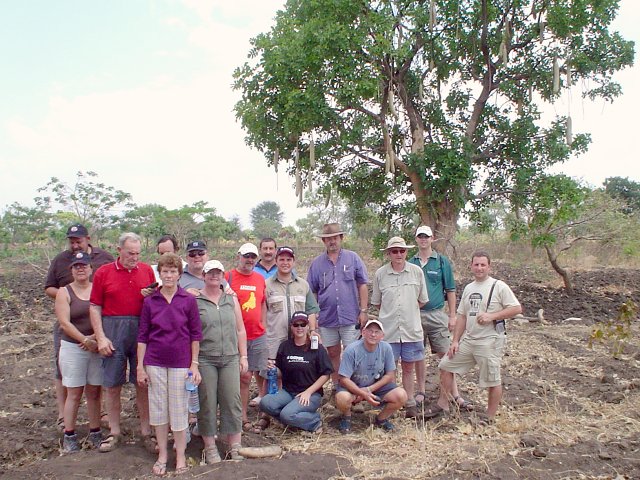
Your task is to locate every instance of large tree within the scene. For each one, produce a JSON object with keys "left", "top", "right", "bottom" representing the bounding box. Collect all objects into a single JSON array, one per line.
[{"left": 234, "top": 0, "right": 634, "bottom": 240}]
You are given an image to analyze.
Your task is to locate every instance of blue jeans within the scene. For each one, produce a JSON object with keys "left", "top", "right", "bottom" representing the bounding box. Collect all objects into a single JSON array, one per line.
[{"left": 260, "top": 389, "right": 322, "bottom": 432}]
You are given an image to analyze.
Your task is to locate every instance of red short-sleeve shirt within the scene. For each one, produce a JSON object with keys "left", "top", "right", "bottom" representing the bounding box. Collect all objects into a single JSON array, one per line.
[{"left": 90, "top": 259, "right": 155, "bottom": 316}]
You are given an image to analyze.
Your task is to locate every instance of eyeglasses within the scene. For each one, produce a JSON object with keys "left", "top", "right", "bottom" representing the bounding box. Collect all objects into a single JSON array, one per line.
[
  {"left": 416, "top": 234, "right": 430, "bottom": 239},
  {"left": 389, "top": 249, "right": 406, "bottom": 254},
  {"left": 365, "top": 329, "right": 382, "bottom": 335},
  {"left": 188, "top": 251, "right": 206, "bottom": 258},
  {"left": 242, "top": 253, "right": 258, "bottom": 259},
  {"left": 292, "top": 322, "right": 308, "bottom": 328}
]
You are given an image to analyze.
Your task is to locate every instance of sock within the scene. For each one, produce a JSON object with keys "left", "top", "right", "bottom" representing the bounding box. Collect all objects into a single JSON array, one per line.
[
  {"left": 64, "top": 430, "right": 75, "bottom": 436},
  {"left": 90, "top": 427, "right": 101, "bottom": 433}
]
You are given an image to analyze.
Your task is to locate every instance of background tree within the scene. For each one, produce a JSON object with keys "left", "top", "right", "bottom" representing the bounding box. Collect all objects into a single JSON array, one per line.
[
  {"left": 36, "top": 171, "right": 133, "bottom": 238},
  {"left": 508, "top": 176, "right": 625, "bottom": 292},
  {"left": 234, "top": 0, "right": 634, "bottom": 243},
  {"left": 604, "top": 176, "right": 640, "bottom": 214},
  {"left": 250, "top": 201, "right": 284, "bottom": 239}
]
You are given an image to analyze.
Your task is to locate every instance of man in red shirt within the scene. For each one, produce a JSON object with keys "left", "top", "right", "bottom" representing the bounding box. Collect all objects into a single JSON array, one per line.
[
  {"left": 90, "top": 232, "right": 156, "bottom": 452},
  {"left": 225, "top": 242, "right": 267, "bottom": 431}
]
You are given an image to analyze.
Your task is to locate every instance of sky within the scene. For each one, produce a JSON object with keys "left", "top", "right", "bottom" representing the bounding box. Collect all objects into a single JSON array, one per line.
[{"left": 1, "top": 0, "right": 638, "bottom": 229}]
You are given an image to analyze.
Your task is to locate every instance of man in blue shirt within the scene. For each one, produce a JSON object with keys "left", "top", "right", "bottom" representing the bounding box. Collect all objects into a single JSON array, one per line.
[
  {"left": 307, "top": 223, "right": 369, "bottom": 386},
  {"left": 254, "top": 238, "right": 278, "bottom": 279}
]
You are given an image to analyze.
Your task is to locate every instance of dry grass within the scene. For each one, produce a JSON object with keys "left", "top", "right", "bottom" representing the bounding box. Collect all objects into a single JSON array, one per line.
[{"left": 274, "top": 322, "right": 640, "bottom": 479}]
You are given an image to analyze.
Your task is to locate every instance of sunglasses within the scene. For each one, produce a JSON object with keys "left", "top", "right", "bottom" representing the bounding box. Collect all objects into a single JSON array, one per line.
[
  {"left": 188, "top": 251, "right": 206, "bottom": 258},
  {"left": 292, "top": 322, "right": 308, "bottom": 328},
  {"left": 242, "top": 253, "right": 258, "bottom": 259},
  {"left": 416, "top": 234, "right": 431, "bottom": 239},
  {"left": 389, "top": 249, "right": 406, "bottom": 254}
]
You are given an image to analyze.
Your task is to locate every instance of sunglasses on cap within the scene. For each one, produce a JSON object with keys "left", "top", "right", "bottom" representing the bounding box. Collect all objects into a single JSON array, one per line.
[
  {"left": 292, "top": 322, "right": 308, "bottom": 328},
  {"left": 188, "top": 250, "right": 206, "bottom": 258},
  {"left": 389, "top": 249, "right": 406, "bottom": 254},
  {"left": 242, "top": 253, "right": 258, "bottom": 259}
]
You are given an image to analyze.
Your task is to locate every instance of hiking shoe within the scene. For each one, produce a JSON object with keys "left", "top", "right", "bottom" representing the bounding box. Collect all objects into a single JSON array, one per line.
[
  {"left": 63, "top": 433, "right": 81, "bottom": 454},
  {"left": 374, "top": 416, "right": 395, "bottom": 432},
  {"left": 204, "top": 446, "right": 222, "bottom": 464},
  {"left": 338, "top": 416, "right": 351, "bottom": 434},
  {"left": 405, "top": 405, "right": 418, "bottom": 419},
  {"left": 88, "top": 431, "right": 103, "bottom": 449},
  {"left": 227, "top": 442, "right": 244, "bottom": 461}
]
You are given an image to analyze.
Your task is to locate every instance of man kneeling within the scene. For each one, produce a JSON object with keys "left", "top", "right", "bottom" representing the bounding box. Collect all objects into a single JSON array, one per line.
[{"left": 335, "top": 320, "right": 407, "bottom": 433}]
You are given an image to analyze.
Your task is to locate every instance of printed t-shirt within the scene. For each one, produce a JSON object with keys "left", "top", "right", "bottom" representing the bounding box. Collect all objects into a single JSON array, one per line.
[
  {"left": 275, "top": 339, "right": 333, "bottom": 396},
  {"left": 225, "top": 269, "right": 266, "bottom": 340},
  {"left": 457, "top": 276, "right": 520, "bottom": 340}
]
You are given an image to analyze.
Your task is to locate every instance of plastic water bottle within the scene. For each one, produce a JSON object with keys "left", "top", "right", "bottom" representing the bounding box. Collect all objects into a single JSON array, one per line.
[
  {"left": 185, "top": 372, "right": 200, "bottom": 413},
  {"left": 267, "top": 367, "right": 278, "bottom": 395}
]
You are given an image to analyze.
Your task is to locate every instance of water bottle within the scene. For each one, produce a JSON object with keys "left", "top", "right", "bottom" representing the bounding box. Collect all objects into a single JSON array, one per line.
[
  {"left": 267, "top": 367, "right": 278, "bottom": 395},
  {"left": 185, "top": 371, "right": 200, "bottom": 413}
]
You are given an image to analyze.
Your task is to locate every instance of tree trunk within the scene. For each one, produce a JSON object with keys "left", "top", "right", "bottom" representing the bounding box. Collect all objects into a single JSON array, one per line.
[{"left": 544, "top": 244, "right": 573, "bottom": 293}]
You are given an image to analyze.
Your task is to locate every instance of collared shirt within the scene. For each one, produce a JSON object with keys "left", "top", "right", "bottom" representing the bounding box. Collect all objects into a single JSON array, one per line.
[
  {"left": 138, "top": 287, "right": 202, "bottom": 368},
  {"left": 254, "top": 261, "right": 278, "bottom": 279},
  {"left": 178, "top": 266, "right": 204, "bottom": 290},
  {"left": 307, "top": 249, "right": 369, "bottom": 328},
  {"left": 371, "top": 262, "right": 429, "bottom": 343},
  {"left": 265, "top": 273, "right": 320, "bottom": 358},
  {"left": 45, "top": 245, "right": 114, "bottom": 289},
  {"left": 408, "top": 251, "right": 456, "bottom": 311},
  {"left": 90, "top": 258, "right": 155, "bottom": 316}
]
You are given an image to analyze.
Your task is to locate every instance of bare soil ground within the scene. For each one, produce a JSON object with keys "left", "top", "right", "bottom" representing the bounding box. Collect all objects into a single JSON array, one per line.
[{"left": 0, "top": 265, "right": 639, "bottom": 479}]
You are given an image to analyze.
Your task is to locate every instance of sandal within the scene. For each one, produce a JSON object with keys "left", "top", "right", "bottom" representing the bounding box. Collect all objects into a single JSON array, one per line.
[
  {"left": 242, "top": 420, "right": 253, "bottom": 432},
  {"left": 99, "top": 433, "right": 122, "bottom": 453},
  {"left": 414, "top": 391, "right": 426, "bottom": 407},
  {"left": 142, "top": 434, "right": 159, "bottom": 454},
  {"left": 252, "top": 415, "right": 270, "bottom": 434},
  {"left": 152, "top": 460, "right": 167, "bottom": 477},
  {"left": 452, "top": 396, "right": 474, "bottom": 411},
  {"left": 175, "top": 466, "right": 190, "bottom": 475},
  {"left": 423, "top": 404, "right": 447, "bottom": 419}
]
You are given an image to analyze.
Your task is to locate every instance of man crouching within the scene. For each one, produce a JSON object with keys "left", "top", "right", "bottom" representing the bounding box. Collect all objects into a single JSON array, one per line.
[{"left": 335, "top": 320, "right": 407, "bottom": 434}]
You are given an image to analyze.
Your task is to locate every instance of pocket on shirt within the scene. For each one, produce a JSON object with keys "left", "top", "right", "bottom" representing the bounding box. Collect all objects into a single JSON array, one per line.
[{"left": 268, "top": 298, "right": 284, "bottom": 314}]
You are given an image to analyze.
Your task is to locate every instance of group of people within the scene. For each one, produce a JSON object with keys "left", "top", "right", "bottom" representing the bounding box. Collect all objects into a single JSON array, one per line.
[{"left": 44, "top": 222, "right": 521, "bottom": 475}]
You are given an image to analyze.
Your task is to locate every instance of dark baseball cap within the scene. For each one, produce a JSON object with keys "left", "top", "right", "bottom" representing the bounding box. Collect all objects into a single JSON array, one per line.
[
  {"left": 69, "top": 251, "right": 91, "bottom": 267},
  {"left": 66, "top": 224, "right": 89, "bottom": 238},
  {"left": 276, "top": 246, "right": 295, "bottom": 258},
  {"left": 289, "top": 311, "right": 309, "bottom": 325},
  {"left": 186, "top": 240, "right": 207, "bottom": 252}
]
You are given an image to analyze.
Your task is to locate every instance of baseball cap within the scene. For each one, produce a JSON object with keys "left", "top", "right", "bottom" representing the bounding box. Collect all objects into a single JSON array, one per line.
[
  {"left": 276, "top": 246, "right": 295, "bottom": 258},
  {"left": 238, "top": 243, "right": 259, "bottom": 256},
  {"left": 66, "top": 224, "right": 89, "bottom": 238},
  {"left": 202, "top": 260, "right": 225, "bottom": 274},
  {"left": 415, "top": 226, "right": 433, "bottom": 237},
  {"left": 289, "top": 311, "right": 309, "bottom": 325},
  {"left": 186, "top": 240, "right": 207, "bottom": 252},
  {"left": 69, "top": 251, "right": 91, "bottom": 267},
  {"left": 363, "top": 319, "right": 384, "bottom": 332}
]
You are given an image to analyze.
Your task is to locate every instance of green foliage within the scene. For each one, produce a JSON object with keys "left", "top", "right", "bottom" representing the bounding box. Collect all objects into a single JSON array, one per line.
[
  {"left": 250, "top": 201, "right": 284, "bottom": 239},
  {"left": 234, "top": 0, "right": 633, "bottom": 239},
  {"left": 604, "top": 176, "right": 640, "bottom": 214},
  {"left": 36, "top": 171, "right": 134, "bottom": 237},
  {"left": 589, "top": 300, "right": 637, "bottom": 359}
]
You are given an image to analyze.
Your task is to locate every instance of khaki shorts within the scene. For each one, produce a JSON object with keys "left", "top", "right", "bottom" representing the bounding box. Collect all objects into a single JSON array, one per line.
[
  {"left": 420, "top": 309, "right": 451, "bottom": 354},
  {"left": 438, "top": 335, "right": 506, "bottom": 388}
]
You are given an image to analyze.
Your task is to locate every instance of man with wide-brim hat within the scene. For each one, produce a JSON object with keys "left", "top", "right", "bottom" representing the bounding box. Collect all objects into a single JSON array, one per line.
[
  {"left": 307, "top": 223, "right": 369, "bottom": 388},
  {"left": 371, "top": 235, "right": 428, "bottom": 419}
]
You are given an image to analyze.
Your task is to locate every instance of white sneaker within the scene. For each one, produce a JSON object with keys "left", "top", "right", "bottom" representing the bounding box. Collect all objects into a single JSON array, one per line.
[{"left": 249, "top": 396, "right": 263, "bottom": 407}]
